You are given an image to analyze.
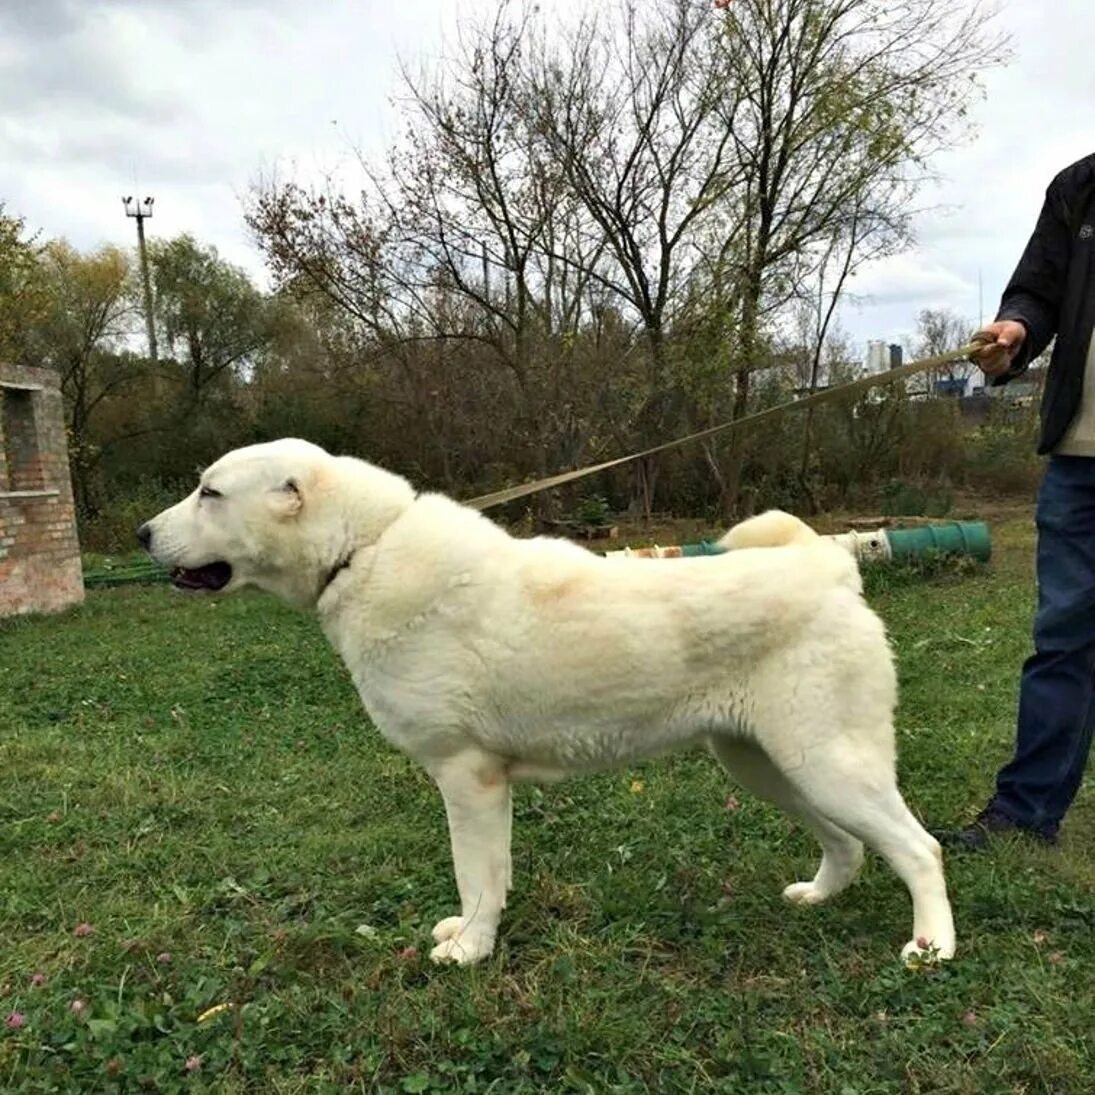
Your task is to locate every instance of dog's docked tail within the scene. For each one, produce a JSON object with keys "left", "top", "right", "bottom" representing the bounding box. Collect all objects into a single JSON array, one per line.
[
  {"left": 718, "top": 510, "right": 818, "bottom": 551},
  {"left": 719, "top": 509, "right": 862, "bottom": 595}
]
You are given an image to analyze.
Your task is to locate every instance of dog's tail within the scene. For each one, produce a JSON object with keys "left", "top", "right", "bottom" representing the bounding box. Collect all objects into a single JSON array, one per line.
[
  {"left": 718, "top": 510, "right": 818, "bottom": 551},
  {"left": 720, "top": 510, "right": 862, "bottom": 594}
]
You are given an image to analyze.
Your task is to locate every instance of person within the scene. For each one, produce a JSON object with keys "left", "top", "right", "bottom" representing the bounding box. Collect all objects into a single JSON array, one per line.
[{"left": 941, "top": 152, "right": 1095, "bottom": 850}]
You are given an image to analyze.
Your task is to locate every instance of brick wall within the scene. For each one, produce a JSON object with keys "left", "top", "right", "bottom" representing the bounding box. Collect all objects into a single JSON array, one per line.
[{"left": 0, "top": 363, "right": 85, "bottom": 617}]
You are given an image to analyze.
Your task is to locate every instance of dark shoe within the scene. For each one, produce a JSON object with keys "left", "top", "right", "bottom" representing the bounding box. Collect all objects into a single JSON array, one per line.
[{"left": 932, "top": 806, "right": 1058, "bottom": 851}]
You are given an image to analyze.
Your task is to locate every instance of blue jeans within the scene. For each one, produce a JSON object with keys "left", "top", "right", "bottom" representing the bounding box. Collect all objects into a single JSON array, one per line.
[{"left": 993, "top": 455, "right": 1095, "bottom": 835}]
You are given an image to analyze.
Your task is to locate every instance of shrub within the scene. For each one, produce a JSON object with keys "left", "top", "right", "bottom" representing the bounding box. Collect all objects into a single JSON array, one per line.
[
  {"left": 964, "top": 421, "right": 1041, "bottom": 496},
  {"left": 79, "top": 479, "right": 188, "bottom": 555}
]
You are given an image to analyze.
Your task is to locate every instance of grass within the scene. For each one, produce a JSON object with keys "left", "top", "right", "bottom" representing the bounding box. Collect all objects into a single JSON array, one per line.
[{"left": 2, "top": 515, "right": 1094, "bottom": 1092}]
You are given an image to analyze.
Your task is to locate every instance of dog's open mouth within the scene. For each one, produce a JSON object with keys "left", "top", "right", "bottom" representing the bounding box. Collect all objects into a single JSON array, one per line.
[{"left": 170, "top": 562, "right": 233, "bottom": 591}]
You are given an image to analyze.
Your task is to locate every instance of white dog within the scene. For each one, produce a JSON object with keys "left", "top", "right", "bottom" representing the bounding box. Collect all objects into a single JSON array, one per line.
[{"left": 139, "top": 438, "right": 955, "bottom": 966}]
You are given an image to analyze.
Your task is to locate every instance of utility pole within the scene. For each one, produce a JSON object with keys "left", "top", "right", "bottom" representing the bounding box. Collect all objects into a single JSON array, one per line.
[{"left": 122, "top": 195, "right": 158, "bottom": 364}]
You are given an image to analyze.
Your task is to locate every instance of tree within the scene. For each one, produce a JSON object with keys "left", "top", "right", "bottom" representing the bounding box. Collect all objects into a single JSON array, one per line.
[
  {"left": 913, "top": 306, "right": 977, "bottom": 392},
  {"left": 792, "top": 205, "right": 897, "bottom": 502},
  {"left": 528, "top": 0, "right": 999, "bottom": 513},
  {"left": 524, "top": 0, "right": 749, "bottom": 511},
  {"left": 528, "top": 1, "right": 743, "bottom": 373},
  {"left": 26, "top": 241, "right": 137, "bottom": 514},
  {"left": 698, "top": 0, "right": 1001, "bottom": 511},
  {"left": 247, "top": 0, "right": 1003, "bottom": 516},
  {"left": 151, "top": 235, "right": 276, "bottom": 403},
  {"left": 0, "top": 206, "right": 47, "bottom": 364},
  {"left": 247, "top": 9, "right": 613, "bottom": 497}
]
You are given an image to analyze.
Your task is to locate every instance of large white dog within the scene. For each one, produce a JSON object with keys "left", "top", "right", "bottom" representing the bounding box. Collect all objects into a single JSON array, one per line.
[{"left": 139, "top": 438, "right": 955, "bottom": 966}]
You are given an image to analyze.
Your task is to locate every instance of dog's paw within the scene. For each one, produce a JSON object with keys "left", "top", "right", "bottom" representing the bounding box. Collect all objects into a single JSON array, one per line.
[
  {"left": 428, "top": 916, "right": 495, "bottom": 965},
  {"left": 430, "top": 935, "right": 493, "bottom": 965},
  {"left": 782, "top": 881, "right": 829, "bottom": 906},
  {"left": 901, "top": 935, "right": 956, "bottom": 966},
  {"left": 430, "top": 916, "right": 466, "bottom": 944}
]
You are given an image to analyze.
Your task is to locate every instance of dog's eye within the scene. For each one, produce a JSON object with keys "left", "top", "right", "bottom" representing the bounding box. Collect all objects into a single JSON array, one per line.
[{"left": 199, "top": 486, "right": 221, "bottom": 499}]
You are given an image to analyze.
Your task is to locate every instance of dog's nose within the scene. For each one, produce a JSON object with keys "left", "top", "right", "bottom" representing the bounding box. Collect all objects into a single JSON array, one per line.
[{"left": 136, "top": 523, "right": 152, "bottom": 550}]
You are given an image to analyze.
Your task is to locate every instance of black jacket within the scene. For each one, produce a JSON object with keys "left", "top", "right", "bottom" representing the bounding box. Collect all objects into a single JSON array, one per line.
[{"left": 995, "top": 152, "right": 1095, "bottom": 453}]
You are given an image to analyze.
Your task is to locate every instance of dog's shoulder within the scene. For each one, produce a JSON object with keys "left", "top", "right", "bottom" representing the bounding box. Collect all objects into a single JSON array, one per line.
[
  {"left": 394, "top": 492, "right": 514, "bottom": 554},
  {"left": 365, "top": 491, "right": 519, "bottom": 607}
]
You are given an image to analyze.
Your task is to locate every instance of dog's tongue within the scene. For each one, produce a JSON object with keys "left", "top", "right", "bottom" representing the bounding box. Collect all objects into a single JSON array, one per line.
[{"left": 171, "top": 562, "right": 232, "bottom": 591}]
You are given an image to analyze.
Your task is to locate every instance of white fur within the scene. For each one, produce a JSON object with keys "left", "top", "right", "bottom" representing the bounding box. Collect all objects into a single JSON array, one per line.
[{"left": 144, "top": 439, "right": 955, "bottom": 966}]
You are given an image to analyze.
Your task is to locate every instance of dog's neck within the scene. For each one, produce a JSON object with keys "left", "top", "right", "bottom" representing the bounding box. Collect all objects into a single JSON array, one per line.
[
  {"left": 312, "top": 457, "right": 418, "bottom": 603},
  {"left": 319, "top": 550, "right": 355, "bottom": 596}
]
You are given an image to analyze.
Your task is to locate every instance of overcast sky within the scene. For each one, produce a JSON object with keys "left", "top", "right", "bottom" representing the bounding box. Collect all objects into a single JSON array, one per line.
[{"left": 1, "top": 0, "right": 1092, "bottom": 357}]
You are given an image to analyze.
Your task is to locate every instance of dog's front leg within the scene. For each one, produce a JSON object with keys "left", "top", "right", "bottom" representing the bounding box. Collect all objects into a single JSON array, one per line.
[{"left": 426, "top": 750, "right": 512, "bottom": 966}]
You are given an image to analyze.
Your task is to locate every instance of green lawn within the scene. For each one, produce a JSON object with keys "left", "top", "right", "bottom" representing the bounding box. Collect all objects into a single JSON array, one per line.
[{"left": 2, "top": 517, "right": 1094, "bottom": 1092}]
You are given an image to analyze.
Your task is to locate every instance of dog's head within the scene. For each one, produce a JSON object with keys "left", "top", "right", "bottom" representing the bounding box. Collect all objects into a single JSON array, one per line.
[{"left": 138, "top": 438, "right": 414, "bottom": 609}]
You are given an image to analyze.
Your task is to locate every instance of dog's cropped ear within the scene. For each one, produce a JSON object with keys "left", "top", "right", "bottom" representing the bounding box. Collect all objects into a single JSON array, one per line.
[{"left": 269, "top": 477, "right": 303, "bottom": 519}]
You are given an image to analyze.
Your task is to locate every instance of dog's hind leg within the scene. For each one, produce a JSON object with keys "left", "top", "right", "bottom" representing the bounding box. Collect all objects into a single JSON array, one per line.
[
  {"left": 775, "top": 745, "right": 955, "bottom": 963},
  {"left": 710, "top": 737, "right": 864, "bottom": 904},
  {"left": 426, "top": 749, "right": 512, "bottom": 966}
]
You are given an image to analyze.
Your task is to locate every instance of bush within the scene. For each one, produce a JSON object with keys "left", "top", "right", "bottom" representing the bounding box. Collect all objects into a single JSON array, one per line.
[
  {"left": 964, "top": 421, "right": 1041, "bottom": 496},
  {"left": 880, "top": 478, "right": 954, "bottom": 518},
  {"left": 570, "top": 494, "right": 613, "bottom": 526},
  {"left": 79, "top": 479, "right": 187, "bottom": 555}
]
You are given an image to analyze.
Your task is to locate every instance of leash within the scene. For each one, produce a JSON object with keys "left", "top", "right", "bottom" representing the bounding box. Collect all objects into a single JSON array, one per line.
[{"left": 466, "top": 338, "right": 991, "bottom": 511}]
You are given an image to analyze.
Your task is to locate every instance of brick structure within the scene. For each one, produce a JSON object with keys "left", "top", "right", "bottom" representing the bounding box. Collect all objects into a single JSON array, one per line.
[{"left": 0, "top": 363, "right": 84, "bottom": 616}]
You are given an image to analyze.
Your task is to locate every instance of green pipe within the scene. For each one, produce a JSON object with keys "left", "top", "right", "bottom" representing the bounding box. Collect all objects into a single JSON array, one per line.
[
  {"left": 884, "top": 522, "right": 991, "bottom": 563},
  {"left": 679, "top": 540, "right": 727, "bottom": 557},
  {"left": 607, "top": 520, "right": 992, "bottom": 565},
  {"left": 83, "top": 563, "right": 169, "bottom": 588}
]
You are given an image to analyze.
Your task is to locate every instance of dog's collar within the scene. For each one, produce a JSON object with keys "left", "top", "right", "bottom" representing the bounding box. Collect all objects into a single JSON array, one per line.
[{"left": 319, "top": 551, "right": 355, "bottom": 596}]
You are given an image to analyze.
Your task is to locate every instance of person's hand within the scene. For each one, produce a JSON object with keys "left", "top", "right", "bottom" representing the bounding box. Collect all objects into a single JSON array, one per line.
[{"left": 970, "top": 321, "right": 1027, "bottom": 378}]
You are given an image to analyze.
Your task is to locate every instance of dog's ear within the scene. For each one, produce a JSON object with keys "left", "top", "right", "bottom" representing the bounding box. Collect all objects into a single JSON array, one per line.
[{"left": 269, "top": 477, "right": 303, "bottom": 519}]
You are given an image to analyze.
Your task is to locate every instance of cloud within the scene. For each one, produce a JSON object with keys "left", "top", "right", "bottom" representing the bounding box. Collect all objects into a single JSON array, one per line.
[
  {"left": 848, "top": 255, "right": 975, "bottom": 312},
  {"left": 0, "top": 5, "right": 175, "bottom": 122},
  {"left": 843, "top": 0, "right": 1094, "bottom": 346},
  {"left": 0, "top": 0, "right": 85, "bottom": 40},
  {"left": 0, "top": 0, "right": 1092, "bottom": 360}
]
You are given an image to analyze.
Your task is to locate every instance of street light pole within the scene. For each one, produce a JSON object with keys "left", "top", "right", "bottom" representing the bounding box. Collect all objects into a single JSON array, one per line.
[{"left": 122, "top": 195, "right": 158, "bottom": 365}]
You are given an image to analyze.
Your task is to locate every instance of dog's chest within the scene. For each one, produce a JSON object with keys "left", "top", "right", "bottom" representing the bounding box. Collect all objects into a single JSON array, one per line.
[{"left": 339, "top": 638, "right": 482, "bottom": 756}]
